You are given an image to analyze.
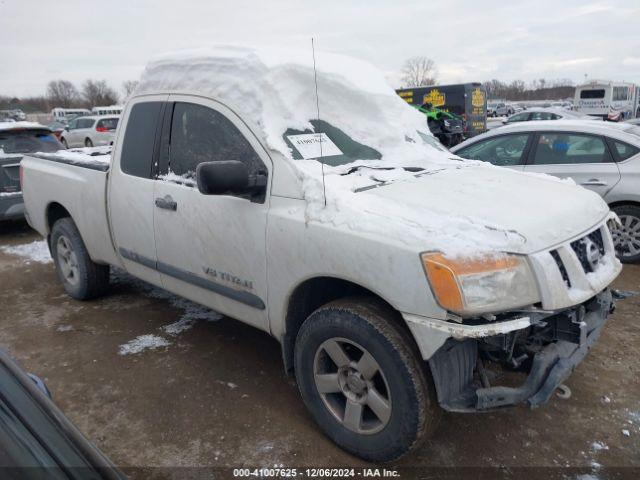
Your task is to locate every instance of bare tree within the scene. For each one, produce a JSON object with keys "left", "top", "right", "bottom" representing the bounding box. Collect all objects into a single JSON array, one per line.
[
  {"left": 46, "top": 80, "right": 80, "bottom": 108},
  {"left": 122, "top": 80, "right": 139, "bottom": 100},
  {"left": 400, "top": 56, "right": 437, "bottom": 87},
  {"left": 82, "top": 79, "right": 119, "bottom": 107}
]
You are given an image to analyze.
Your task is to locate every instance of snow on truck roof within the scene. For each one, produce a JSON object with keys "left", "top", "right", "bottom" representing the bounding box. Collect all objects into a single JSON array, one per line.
[{"left": 136, "top": 46, "right": 454, "bottom": 169}]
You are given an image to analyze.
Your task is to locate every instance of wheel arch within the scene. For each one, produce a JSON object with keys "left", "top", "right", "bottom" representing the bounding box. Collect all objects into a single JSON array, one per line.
[
  {"left": 609, "top": 200, "right": 640, "bottom": 210},
  {"left": 46, "top": 202, "right": 72, "bottom": 234},
  {"left": 281, "top": 276, "right": 419, "bottom": 375}
]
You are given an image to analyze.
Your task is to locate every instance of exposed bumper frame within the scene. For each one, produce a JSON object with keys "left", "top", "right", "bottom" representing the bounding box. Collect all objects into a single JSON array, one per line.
[{"left": 425, "top": 289, "right": 613, "bottom": 412}]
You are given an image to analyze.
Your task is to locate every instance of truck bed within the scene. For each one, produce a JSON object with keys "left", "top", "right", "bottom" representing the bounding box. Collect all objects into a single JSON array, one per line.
[{"left": 21, "top": 148, "right": 121, "bottom": 268}]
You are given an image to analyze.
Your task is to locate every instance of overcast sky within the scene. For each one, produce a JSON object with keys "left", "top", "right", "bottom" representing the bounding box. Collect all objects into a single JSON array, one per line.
[{"left": 1, "top": 0, "right": 639, "bottom": 98}]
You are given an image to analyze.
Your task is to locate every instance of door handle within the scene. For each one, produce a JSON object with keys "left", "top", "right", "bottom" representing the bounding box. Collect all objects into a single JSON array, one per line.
[
  {"left": 155, "top": 195, "right": 177, "bottom": 211},
  {"left": 580, "top": 179, "right": 607, "bottom": 187}
]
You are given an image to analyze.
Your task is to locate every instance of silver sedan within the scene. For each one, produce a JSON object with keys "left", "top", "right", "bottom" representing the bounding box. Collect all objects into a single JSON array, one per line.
[{"left": 452, "top": 120, "right": 640, "bottom": 262}]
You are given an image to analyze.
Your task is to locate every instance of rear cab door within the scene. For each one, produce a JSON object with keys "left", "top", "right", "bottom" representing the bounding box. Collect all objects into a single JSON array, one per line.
[
  {"left": 108, "top": 96, "right": 168, "bottom": 287},
  {"left": 523, "top": 131, "right": 621, "bottom": 197}
]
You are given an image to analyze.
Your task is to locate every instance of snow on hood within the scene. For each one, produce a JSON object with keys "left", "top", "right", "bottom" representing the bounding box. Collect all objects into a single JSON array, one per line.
[{"left": 136, "top": 46, "right": 606, "bottom": 257}]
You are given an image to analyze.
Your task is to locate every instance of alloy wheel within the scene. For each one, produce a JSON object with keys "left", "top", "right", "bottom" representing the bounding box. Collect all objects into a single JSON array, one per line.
[
  {"left": 313, "top": 337, "right": 392, "bottom": 435},
  {"left": 56, "top": 235, "right": 80, "bottom": 286}
]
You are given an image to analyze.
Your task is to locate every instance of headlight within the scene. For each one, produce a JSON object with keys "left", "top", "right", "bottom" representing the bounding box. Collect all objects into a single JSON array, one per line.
[{"left": 421, "top": 252, "right": 539, "bottom": 316}]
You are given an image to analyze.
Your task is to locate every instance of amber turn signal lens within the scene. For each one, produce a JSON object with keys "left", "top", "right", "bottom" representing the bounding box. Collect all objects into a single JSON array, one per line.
[{"left": 421, "top": 254, "right": 464, "bottom": 311}]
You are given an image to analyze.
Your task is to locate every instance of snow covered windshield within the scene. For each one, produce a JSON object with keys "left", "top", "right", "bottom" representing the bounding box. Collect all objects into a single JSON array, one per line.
[
  {"left": 284, "top": 120, "right": 381, "bottom": 166},
  {"left": 284, "top": 120, "right": 449, "bottom": 166}
]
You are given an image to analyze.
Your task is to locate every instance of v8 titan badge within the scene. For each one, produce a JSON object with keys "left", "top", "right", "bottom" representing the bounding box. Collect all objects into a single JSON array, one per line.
[{"left": 287, "top": 133, "right": 343, "bottom": 159}]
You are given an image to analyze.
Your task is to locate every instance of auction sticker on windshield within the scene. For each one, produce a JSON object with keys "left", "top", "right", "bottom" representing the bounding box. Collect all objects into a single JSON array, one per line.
[{"left": 287, "top": 133, "right": 343, "bottom": 159}]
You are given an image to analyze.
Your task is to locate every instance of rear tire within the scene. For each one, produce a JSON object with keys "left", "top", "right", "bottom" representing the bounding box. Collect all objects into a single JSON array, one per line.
[
  {"left": 61, "top": 138, "right": 68, "bottom": 149},
  {"left": 294, "top": 297, "right": 440, "bottom": 462},
  {"left": 85, "top": 138, "right": 93, "bottom": 147},
  {"left": 612, "top": 205, "right": 640, "bottom": 263},
  {"left": 50, "top": 217, "right": 109, "bottom": 299}
]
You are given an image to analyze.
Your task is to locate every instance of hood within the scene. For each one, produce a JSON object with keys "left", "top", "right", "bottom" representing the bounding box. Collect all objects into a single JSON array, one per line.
[{"left": 350, "top": 164, "right": 609, "bottom": 255}]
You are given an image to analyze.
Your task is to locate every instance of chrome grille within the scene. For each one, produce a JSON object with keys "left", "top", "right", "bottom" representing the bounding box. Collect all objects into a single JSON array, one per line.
[{"left": 570, "top": 228, "right": 605, "bottom": 273}]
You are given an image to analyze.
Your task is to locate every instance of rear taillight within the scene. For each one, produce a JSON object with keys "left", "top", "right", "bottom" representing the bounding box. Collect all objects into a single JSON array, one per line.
[{"left": 96, "top": 126, "right": 108, "bottom": 132}]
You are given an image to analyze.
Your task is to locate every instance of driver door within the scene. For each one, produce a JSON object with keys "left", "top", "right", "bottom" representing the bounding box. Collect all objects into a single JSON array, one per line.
[{"left": 152, "top": 96, "right": 272, "bottom": 331}]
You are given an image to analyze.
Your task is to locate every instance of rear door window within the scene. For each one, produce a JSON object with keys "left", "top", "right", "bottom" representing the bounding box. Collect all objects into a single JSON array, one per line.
[
  {"left": 609, "top": 139, "right": 640, "bottom": 161},
  {"left": 532, "top": 133, "right": 610, "bottom": 165},
  {"left": 119, "top": 102, "right": 163, "bottom": 178},
  {"left": 455, "top": 134, "right": 530, "bottom": 166}
]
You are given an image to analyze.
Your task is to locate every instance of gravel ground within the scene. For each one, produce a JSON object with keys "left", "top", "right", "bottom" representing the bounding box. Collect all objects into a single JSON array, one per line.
[{"left": 0, "top": 220, "right": 638, "bottom": 479}]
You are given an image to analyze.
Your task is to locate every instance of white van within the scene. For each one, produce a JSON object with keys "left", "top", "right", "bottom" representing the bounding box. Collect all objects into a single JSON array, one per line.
[
  {"left": 575, "top": 81, "right": 638, "bottom": 121},
  {"left": 91, "top": 106, "right": 123, "bottom": 116}
]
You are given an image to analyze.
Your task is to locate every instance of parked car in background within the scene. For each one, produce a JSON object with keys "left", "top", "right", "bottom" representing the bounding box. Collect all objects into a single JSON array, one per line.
[
  {"left": 47, "top": 120, "right": 67, "bottom": 140},
  {"left": 452, "top": 120, "right": 640, "bottom": 262},
  {"left": 21, "top": 47, "right": 622, "bottom": 462},
  {"left": 60, "top": 116, "right": 119, "bottom": 148},
  {"left": 0, "top": 109, "right": 26, "bottom": 121},
  {"left": 487, "top": 101, "right": 514, "bottom": 117},
  {"left": 0, "top": 349, "right": 123, "bottom": 478},
  {"left": 1, "top": 121, "right": 63, "bottom": 221},
  {"left": 503, "top": 107, "right": 598, "bottom": 125}
]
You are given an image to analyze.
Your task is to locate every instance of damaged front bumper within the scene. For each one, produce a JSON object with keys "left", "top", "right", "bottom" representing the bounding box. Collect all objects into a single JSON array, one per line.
[{"left": 409, "top": 290, "right": 613, "bottom": 412}]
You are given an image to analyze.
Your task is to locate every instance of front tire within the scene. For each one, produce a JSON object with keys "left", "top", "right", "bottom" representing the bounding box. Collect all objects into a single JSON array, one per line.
[
  {"left": 61, "top": 138, "right": 68, "bottom": 149},
  {"left": 85, "top": 138, "right": 93, "bottom": 147},
  {"left": 612, "top": 205, "right": 640, "bottom": 263},
  {"left": 50, "top": 217, "right": 109, "bottom": 299},
  {"left": 294, "top": 297, "right": 440, "bottom": 462}
]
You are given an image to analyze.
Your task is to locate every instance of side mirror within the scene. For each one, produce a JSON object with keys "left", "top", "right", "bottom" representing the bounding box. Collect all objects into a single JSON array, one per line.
[{"left": 196, "top": 161, "right": 267, "bottom": 201}]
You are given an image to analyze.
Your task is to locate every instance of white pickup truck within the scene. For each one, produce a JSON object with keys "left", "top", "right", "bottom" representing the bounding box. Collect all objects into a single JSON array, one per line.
[{"left": 21, "top": 47, "right": 622, "bottom": 462}]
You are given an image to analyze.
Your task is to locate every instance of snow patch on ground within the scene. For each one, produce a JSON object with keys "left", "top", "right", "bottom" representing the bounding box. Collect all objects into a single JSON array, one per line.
[
  {"left": 118, "top": 334, "right": 171, "bottom": 355},
  {"left": 590, "top": 441, "right": 608, "bottom": 452},
  {"left": 0, "top": 240, "right": 52, "bottom": 264},
  {"left": 111, "top": 269, "right": 222, "bottom": 354}
]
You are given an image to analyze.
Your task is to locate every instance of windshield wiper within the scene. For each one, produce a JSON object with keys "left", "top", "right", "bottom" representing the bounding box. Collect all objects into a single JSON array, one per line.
[{"left": 342, "top": 165, "right": 425, "bottom": 176}]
